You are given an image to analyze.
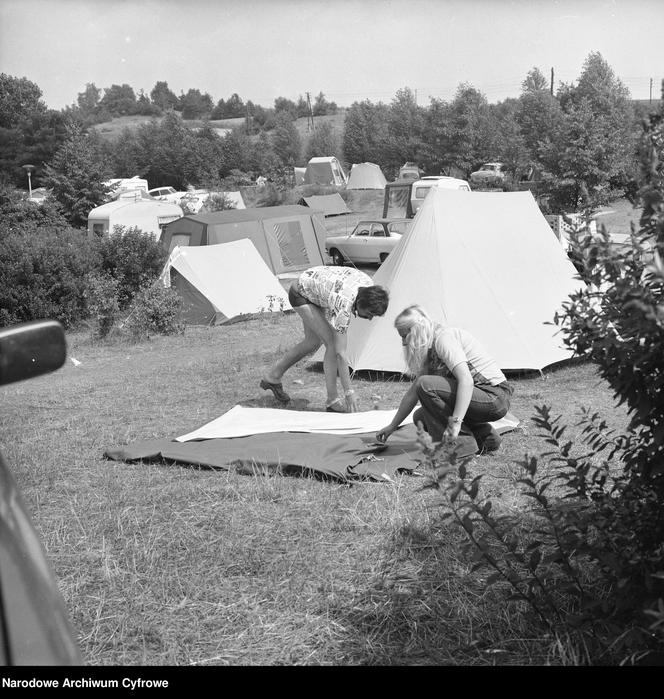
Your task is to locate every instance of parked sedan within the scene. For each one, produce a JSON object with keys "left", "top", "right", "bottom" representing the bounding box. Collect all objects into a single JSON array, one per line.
[
  {"left": 148, "top": 186, "right": 188, "bottom": 204},
  {"left": 325, "top": 219, "right": 412, "bottom": 266},
  {"left": 470, "top": 162, "right": 506, "bottom": 187}
]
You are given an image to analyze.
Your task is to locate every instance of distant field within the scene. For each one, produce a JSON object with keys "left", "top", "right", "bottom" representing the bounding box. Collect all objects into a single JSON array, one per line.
[{"left": 92, "top": 110, "right": 347, "bottom": 143}]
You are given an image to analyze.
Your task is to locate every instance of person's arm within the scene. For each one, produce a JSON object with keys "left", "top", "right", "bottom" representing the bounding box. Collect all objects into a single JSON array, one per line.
[
  {"left": 376, "top": 381, "right": 419, "bottom": 443},
  {"left": 444, "top": 362, "right": 474, "bottom": 441},
  {"left": 333, "top": 330, "right": 359, "bottom": 412}
]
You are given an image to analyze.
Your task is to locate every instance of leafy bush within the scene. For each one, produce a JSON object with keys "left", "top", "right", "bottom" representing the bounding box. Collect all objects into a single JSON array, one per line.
[
  {"left": 0, "top": 225, "right": 102, "bottom": 328},
  {"left": 425, "top": 106, "right": 664, "bottom": 664},
  {"left": 98, "top": 226, "right": 168, "bottom": 310},
  {"left": 122, "top": 281, "right": 184, "bottom": 340},
  {"left": 84, "top": 272, "right": 120, "bottom": 338}
]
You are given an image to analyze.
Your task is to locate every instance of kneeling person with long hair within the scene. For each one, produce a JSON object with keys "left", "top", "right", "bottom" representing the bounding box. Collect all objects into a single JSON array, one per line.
[{"left": 376, "top": 305, "right": 513, "bottom": 452}]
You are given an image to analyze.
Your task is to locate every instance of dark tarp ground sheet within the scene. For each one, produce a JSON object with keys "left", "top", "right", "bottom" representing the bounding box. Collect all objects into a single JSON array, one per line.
[{"left": 104, "top": 423, "right": 486, "bottom": 483}]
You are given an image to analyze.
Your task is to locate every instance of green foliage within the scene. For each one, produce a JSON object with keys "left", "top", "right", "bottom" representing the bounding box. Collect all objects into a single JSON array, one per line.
[
  {"left": 42, "top": 124, "right": 112, "bottom": 227},
  {"left": 342, "top": 100, "right": 390, "bottom": 171},
  {"left": 0, "top": 74, "right": 46, "bottom": 128},
  {"left": 98, "top": 227, "right": 168, "bottom": 310},
  {"left": 384, "top": 88, "right": 426, "bottom": 173},
  {"left": 122, "top": 281, "right": 185, "bottom": 340},
  {"left": 303, "top": 121, "right": 341, "bottom": 162},
  {"left": 99, "top": 84, "right": 138, "bottom": 117},
  {"left": 150, "top": 82, "right": 179, "bottom": 113},
  {"left": 180, "top": 89, "right": 213, "bottom": 120},
  {"left": 539, "top": 53, "right": 637, "bottom": 211},
  {"left": 0, "top": 225, "right": 102, "bottom": 328},
  {"left": 270, "top": 113, "right": 302, "bottom": 166},
  {"left": 425, "top": 105, "right": 664, "bottom": 665},
  {"left": 0, "top": 182, "right": 69, "bottom": 229},
  {"left": 84, "top": 271, "right": 120, "bottom": 338},
  {"left": 312, "top": 92, "right": 337, "bottom": 116}
]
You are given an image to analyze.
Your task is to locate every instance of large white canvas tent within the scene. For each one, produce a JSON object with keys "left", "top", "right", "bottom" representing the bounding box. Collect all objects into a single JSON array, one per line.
[
  {"left": 347, "top": 189, "right": 583, "bottom": 373},
  {"left": 159, "top": 205, "right": 328, "bottom": 277},
  {"left": 87, "top": 193, "right": 183, "bottom": 240},
  {"left": 160, "top": 239, "right": 291, "bottom": 325},
  {"left": 347, "top": 163, "right": 388, "bottom": 190},
  {"left": 303, "top": 157, "right": 348, "bottom": 186}
]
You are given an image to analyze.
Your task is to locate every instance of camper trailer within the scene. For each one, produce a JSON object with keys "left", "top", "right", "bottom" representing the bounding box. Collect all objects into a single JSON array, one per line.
[
  {"left": 103, "top": 176, "right": 149, "bottom": 200},
  {"left": 88, "top": 192, "right": 183, "bottom": 240},
  {"left": 410, "top": 176, "right": 471, "bottom": 214}
]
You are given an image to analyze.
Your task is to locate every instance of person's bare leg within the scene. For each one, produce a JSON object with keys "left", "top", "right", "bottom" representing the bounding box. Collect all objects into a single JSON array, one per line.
[
  {"left": 267, "top": 304, "right": 339, "bottom": 403},
  {"left": 264, "top": 306, "right": 323, "bottom": 383}
]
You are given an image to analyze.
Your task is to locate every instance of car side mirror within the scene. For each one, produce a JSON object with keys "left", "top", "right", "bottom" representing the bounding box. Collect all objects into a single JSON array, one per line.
[{"left": 0, "top": 320, "right": 67, "bottom": 387}]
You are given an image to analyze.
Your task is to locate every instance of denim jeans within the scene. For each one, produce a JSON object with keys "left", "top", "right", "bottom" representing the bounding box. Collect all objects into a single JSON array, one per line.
[{"left": 413, "top": 374, "right": 512, "bottom": 442}]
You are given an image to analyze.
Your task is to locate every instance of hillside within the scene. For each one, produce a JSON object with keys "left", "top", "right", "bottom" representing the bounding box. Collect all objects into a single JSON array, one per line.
[{"left": 92, "top": 110, "right": 347, "bottom": 143}]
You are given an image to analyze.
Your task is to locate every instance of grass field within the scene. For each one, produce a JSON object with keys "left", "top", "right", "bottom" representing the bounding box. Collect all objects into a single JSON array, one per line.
[{"left": 0, "top": 197, "right": 642, "bottom": 666}]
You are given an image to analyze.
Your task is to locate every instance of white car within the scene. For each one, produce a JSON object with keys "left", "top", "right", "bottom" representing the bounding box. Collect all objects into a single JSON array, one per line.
[
  {"left": 470, "top": 162, "right": 506, "bottom": 187},
  {"left": 148, "top": 186, "right": 188, "bottom": 204},
  {"left": 325, "top": 219, "right": 412, "bottom": 266},
  {"left": 410, "top": 176, "right": 471, "bottom": 214}
]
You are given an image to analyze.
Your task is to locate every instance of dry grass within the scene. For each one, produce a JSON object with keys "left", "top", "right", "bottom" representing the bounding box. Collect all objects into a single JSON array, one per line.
[
  {"left": 0, "top": 197, "right": 638, "bottom": 666},
  {"left": 0, "top": 315, "right": 630, "bottom": 666}
]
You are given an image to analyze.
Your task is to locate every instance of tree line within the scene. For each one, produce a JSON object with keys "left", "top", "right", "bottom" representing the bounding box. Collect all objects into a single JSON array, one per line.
[{"left": 0, "top": 51, "right": 660, "bottom": 226}]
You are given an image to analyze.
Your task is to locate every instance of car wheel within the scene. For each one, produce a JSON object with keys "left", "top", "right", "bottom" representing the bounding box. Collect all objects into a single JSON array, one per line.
[
  {"left": 379, "top": 253, "right": 389, "bottom": 263},
  {"left": 330, "top": 249, "right": 345, "bottom": 266}
]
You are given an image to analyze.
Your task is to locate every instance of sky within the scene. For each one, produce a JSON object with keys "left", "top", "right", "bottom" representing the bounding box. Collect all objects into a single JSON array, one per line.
[{"left": 0, "top": 0, "right": 662, "bottom": 111}]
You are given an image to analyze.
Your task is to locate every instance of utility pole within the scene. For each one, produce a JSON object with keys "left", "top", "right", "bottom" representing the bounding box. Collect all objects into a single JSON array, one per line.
[
  {"left": 306, "top": 92, "right": 315, "bottom": 132},
  {"left": 650, "top": 78, "right": 653, "bottom": 104},
  {"left": 550, "top": 67, "right": 554, "bottom": 96}
]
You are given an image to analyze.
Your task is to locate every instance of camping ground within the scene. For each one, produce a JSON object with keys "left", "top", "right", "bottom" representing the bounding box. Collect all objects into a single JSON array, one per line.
[{"left": 0, "top": 196, "right": 643, "bottom": 665}]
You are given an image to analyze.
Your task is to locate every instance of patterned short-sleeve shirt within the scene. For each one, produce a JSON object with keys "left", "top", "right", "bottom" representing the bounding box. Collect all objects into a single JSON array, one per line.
[{"left": 296, "top": 266, "right": 373, "bottom": 334}]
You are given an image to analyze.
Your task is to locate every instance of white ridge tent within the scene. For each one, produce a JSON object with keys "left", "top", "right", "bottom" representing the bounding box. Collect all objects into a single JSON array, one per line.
[
  {"left": 346, "top": 189, "right": 583, "bottom": 373},
  {"left": 303, "top": 157, "right": 348, "bottom": 186},
  {"left": 346, "top": 162, "right": 388, "bottom": 190},
  {"left": 160, "top": 239, "right": 291, "bottom": 325}
]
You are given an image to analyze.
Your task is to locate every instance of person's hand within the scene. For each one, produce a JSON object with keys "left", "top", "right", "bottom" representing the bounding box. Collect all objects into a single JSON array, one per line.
[
  {"left": 375, "top": 426, "right": 394, "bottom": 444},
  {"left": 443, "top": 418, "right": 462, "bottom": 443},
  {"left": 346, "top": 392, "right": 360, "bottom": 412}
]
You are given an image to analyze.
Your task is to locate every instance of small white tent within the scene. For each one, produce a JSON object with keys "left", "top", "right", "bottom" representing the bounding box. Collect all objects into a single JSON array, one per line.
[
  {"left": 347, "top": 163, "right": 387, "bottom": 190},
  {"left": 347, "top": 189, "right": 583, "bottom": 373},
  {"left": 303, "top": 157, "right": 348, "bottom": 186},
  {"left": 160, "top": 239, "right": 291, "bottom": 325},
  {"left": 88, "top": 192, "right": 183, "bottom": 240}
]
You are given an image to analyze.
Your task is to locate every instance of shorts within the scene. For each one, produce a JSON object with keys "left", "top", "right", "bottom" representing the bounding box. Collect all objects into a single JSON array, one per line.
[{"left": 288, "top": 281, "right": 312, "bottom": 308}]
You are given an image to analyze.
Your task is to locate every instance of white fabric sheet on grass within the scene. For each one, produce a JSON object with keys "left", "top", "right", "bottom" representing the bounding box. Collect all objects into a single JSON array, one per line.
[
  {"left": 176, "top": 405, "right": 520, "bottom": 442},
  {"left": 176, "top": 405, "right": 415, "bottom": 442}
]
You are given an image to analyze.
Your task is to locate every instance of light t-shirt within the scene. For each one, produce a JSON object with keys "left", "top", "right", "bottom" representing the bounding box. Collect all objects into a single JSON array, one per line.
[
  {"left": 427, "top": 326, "right": 506, "bottom": 386},
  {"left": 297, "top": 266, "right": 373, "bottom": 334}
]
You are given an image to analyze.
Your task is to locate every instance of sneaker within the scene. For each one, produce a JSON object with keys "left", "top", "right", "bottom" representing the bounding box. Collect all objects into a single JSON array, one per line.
[{"left": 471, "top": 423, "right": 501, "bottom": 453}]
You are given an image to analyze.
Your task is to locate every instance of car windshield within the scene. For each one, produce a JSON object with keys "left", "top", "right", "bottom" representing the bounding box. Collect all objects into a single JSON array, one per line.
[{"left": 388, "top": 221, "right": 410, "bottom": 235}]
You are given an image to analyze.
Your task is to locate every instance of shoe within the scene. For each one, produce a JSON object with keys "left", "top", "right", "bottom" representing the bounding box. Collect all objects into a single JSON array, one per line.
[
  {"left": 326, "top": 398, "right": 346, "bottom": 413},
  {"left": 471, "top": 423, "right": 501, "bottom": 453},
  {"left": 260, "top": 378, "right": 291, "bottom": 403}
]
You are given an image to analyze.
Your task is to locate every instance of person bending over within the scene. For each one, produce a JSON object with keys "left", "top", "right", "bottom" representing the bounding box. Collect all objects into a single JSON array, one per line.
[
  {"left": 375, "top": 305, "right": 512, "bottom": 452},
  {"left": 261, "top": 266, "right": 389, "bottom": 412}
]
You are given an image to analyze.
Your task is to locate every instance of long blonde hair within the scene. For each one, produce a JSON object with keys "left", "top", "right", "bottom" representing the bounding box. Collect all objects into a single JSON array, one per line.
[{"left": 394, "top": 305, "right": 438, "bottom": 376}]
